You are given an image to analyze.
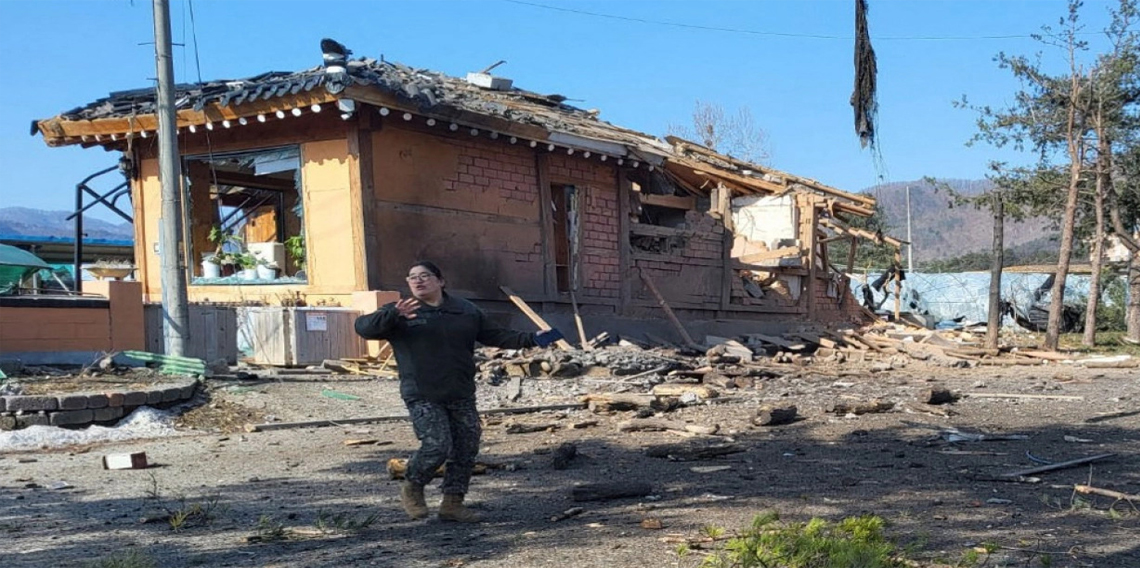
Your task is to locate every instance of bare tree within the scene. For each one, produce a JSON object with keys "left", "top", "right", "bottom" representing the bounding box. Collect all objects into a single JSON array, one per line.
[{"left": 669, "top": 100, "right": 770, "bottom": 165}]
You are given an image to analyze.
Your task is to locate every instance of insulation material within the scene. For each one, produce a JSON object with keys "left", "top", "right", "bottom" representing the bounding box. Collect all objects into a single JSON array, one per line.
[{"left": 731, "top": 195, "right": 796, "bottom": 251}]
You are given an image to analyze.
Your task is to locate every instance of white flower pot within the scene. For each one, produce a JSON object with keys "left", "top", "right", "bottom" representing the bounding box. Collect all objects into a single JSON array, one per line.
[
  {"left": 201, "top": 261, "right": 221, "bottom": 279},
  {"left": 240, "top": 268, "right": 258, "bottom": 281},
  {"left": 255, "top": 265, "right": 277, "bottom": 280}
]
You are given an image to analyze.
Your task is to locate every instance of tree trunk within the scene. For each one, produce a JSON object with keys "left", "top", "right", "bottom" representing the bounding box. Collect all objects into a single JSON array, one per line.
[
  {"left": 986, "top": 191, "right": 1004, "bottom": 350},
  {"left": 1083, "top": 125, "right": 1109, "bottom": 346},
  {"left": 1045, "top": 69, "right": 1085, "bottom": 351},
  {"left": 1130, "top": 260, "right": 1140, "bottom": 341}
]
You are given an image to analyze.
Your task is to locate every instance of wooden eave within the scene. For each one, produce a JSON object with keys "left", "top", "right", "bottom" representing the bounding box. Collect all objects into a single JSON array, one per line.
[
  {"left": 36, "top": 89, "right": 340, "bottom": 148},
  {"left": 666, "top": 135, "right": 876, "bottom": 209}
]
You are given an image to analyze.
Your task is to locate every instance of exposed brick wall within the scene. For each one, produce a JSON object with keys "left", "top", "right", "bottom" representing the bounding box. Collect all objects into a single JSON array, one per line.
[
  {"left": 449, "top": 137, "right": 544, "bottom": 268},
  {"left": 814, "top": 275, "right": 869, "bottom": 324},
  {"left": 449, "top": 137, "right": 540, "bottom": 213},
  {"left": 547, "top": 154, "right": 620, "bottom": 299}
]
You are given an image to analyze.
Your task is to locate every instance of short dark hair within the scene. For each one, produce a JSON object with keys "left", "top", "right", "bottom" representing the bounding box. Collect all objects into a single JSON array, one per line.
[{"left": 409, "top": 260, "right": 443, "bottom": 280}]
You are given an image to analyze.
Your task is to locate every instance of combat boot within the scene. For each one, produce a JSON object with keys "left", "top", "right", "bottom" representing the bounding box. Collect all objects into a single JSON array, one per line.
[
  {"left": 400, "top": 481, "right": 428, "bottom": 520},
  {"left": 438, "top": 493, "right": 481, "bottom": 523}
]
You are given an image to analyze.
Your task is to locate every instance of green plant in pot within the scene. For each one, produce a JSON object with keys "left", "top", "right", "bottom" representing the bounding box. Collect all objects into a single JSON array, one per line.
[
  {"left": 284, "top": 234, "right": 306, "bottom": 274},
  {"left": 236, "top": 252, "right": 259, "bottom": 280}
]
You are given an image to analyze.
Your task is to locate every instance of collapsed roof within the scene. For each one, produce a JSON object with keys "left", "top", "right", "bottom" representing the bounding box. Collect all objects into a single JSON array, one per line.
[{"left": 33, "top": 40, "right": 876, "bottom": 217}]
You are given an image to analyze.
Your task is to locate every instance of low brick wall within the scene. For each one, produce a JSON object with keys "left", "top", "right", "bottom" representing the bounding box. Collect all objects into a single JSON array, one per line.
[{"left": 0, "top": 379, "right": 198, "bottom": 431}]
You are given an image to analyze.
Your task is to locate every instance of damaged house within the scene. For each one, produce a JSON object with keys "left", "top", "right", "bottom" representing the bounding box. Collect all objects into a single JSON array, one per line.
[{"left": 32, "top": 40, "right": 898, "bottom": 354}]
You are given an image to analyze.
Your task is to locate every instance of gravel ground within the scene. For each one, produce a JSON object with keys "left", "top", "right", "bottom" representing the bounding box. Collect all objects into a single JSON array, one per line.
[{"left": 2, "top": 354, "right": 1138, "bottom": 568}]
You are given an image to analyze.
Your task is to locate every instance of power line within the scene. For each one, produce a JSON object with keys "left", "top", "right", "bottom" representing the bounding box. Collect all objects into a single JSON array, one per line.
[{"left": 502, "top": 0, "right": 1099, "bottom": 42}]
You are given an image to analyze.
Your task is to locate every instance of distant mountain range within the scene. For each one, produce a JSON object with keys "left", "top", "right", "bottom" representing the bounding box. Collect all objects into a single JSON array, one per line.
[
  {"left": 0, "top": 207, "right": 134, "bottom": 241},
  {"left": 861, "top": 179, "right": 1055, "bottom": 264}
]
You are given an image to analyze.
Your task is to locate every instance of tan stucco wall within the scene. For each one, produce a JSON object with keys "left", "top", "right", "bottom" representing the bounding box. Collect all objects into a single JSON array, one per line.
[
  {"left": 0, "top": 281, "right": 144, "bottom": 354},
  {"left": 132, "top": 131, "right": 366, "bottom": 306}
]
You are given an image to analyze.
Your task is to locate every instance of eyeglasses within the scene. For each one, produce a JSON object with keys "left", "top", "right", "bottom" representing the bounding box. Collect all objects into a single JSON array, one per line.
[{"left": 406, "top": 273, "right": 436, "bottom": 282}]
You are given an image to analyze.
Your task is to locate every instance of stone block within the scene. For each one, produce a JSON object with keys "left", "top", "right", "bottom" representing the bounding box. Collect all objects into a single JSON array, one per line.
[
  {"left": 160, "top": 387, "right": 182, "bottom": 403},
  {"left": 7, "top": 396, "right": 58, "bottom": 412},
  {"left": 123, "top": 391, "right": 148, "bottom": 406},
  {"left": 16, "top": 413, "right": 50, "bottom": 428},
  {"left": 105, "top": 392, "right": 125, "bottom": 407},
  {"left": 145, "top": 390, "right": 164, "bottom": 405},
  {"left": 0, "top": 414, "right": 15, "bottom": 431},
  {"left": 179, "top": 382, "right": 199, "bottom": 400},
  {"left": 86, "top": 394, "right": 109, "bottom": 409},
  {"left": 92, "top": 406, "right": 124, "bottom": 422},
  {"left": 0, "top": 396, "right": 6, "bottom": 412},
  {"left": 57, "top": 395, "right": 88, "bottom": 410},
  {"left": 51, "top": 409, "right": 94, "bottom": 426}
]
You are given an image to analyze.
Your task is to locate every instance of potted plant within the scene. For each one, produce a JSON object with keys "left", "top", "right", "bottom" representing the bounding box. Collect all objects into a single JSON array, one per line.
[
  {"left": 209, "top": 226, "right": 243, "bottom": 277},
  {"left": 200, "top": 253, "right": 222, "bottom": 278},
  {"left": 284, "top": 234, "right": 306, "bottom": 275},
  {"left": 236, "top": 252, "right": 259, "bottom": 281},
  {"left": 255, "top": 258, "right": 278, "bottom": 280}
]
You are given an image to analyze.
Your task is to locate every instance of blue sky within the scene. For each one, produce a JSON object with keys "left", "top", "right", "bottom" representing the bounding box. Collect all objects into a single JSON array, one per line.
[{"left": 0, "top": 0, "right": 1120, "bottom": 222}]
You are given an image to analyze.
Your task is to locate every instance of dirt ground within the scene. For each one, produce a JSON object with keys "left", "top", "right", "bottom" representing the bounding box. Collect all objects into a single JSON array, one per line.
[{"left": 2, "top": 354, "right": 1138, "bottom": 568}]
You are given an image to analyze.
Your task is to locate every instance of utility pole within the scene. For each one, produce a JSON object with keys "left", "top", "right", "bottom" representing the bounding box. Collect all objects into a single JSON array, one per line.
[
  {"left": 905, "top": 185, "right": 914, "bottom": 273},
  {"left": 153, "top": 0, "right": 189, "bottom": 356}
]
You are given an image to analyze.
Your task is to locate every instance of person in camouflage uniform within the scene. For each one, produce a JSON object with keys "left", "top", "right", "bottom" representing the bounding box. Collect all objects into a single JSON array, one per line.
[{"left": 355, "top": 261, "right": 562, "bottom": 522}]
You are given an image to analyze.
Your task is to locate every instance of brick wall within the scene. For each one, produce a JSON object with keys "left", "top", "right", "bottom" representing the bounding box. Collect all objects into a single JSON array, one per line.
[
  {"left": 371, "top": 126, "right": 545, "bottom": 296},
  {"left": 547, "top": 154, "right": 620, "bottom": 299}
]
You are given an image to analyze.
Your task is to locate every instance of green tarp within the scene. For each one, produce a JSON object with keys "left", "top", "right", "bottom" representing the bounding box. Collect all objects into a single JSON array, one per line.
[{"left": 0, "top": 243, "right": 52, "bottom": 294}]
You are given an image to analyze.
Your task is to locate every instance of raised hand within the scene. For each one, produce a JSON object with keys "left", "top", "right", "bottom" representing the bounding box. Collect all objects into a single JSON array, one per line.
[{"left": 395, "top": 297, "right": 421, "bottom": 319}]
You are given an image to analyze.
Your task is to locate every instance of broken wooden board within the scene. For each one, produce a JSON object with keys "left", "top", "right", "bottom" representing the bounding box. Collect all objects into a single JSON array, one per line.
[
  {"left": 245, "top": 403, "right": 585, "bottom": 432},
  {"left": 639, "top": 269, "right": 702, "bottom": 350},
  {"left": 571, "top": 481, "right": 653, "bottom": 502},
  {"left": 499, "top": 285, "right": 573, "bottom": 350},
  {"left": 644, "top": 442, "right": 745, "bottom": 461},
  {"left": 744, "top": 333, "right": 806, "bottom": 352},
  {"left": 617, "top": 418, "right": 719, "bottom": 436},
  {"left": 829, "top": 399, "right": 894, "bottom": 415},
  {"left": 651, "top": 383, "right": 719, "bottom": 399}
]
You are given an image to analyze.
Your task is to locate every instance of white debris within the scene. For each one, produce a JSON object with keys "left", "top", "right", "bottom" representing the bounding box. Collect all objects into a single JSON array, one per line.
[{"left": 0, "top": 407, "right": 183, "bottom": 451}]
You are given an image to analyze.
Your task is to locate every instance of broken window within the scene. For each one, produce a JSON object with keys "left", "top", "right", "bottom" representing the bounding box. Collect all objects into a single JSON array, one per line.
[
  {"left": 184, "top": 147, "right": 307, "bottom": 285},
  {"left": 550, "top": 184, "right": 578, "bottom": 293},
  {"left": 628, "top": 171, "right": 698, "bottom": 254}
]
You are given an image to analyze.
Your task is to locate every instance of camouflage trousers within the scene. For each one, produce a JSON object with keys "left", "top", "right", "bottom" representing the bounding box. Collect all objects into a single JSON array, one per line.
[{"left": 404, "top": 398, "right": 482, "bottom": 495}]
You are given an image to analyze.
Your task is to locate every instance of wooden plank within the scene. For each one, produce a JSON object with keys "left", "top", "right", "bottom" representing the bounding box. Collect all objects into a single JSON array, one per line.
[
  {"left": 632, "top": 251, "right": 721, "bottom": 267},
  {"left": 346, "top": 115, "right": 374, "bottom": 291},
  {"left": 245, "top": 403, "right": 585, "bottom": 432},
  {"left": 500, "top": 285, "right": 574, "bottom": 349},
  {"left": 638, "top": 269, "right": 701, "bottom": 349},
  {"left": 737, "top": 246, "right": 800, "bottom": 265},
  {"left": 570, "top": 290, "right": 592, "bottom": 350},
  {"left": 639, "top": 193, "right": 696, "bottom": 209},
  {"left": 618, "top": 172, "right": 632, "bottom": 315},
  {"left": 39, "top": 89, "right": 339, "bottom": 144},
  {"left": 800, "top": 196, "right": 819, "bottom": 320},
  {"left": 745, "top": 333, "right": 805, "bottom": 351},
  {"left": 666, "top": 137, "right": 877, "bottom": 207},
  {"left": 629, "top": 223, "right": 698, "bottom": 238}
]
